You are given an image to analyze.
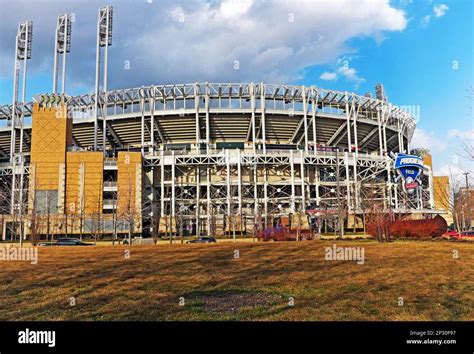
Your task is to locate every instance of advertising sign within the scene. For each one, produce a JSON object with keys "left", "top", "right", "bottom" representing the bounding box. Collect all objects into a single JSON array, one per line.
[{"left": 394, "top": 154, "right": 424, "bottom": 194}]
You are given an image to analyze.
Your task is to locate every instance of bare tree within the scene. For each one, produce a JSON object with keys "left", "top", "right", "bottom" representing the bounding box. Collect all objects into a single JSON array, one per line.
[
  {"left": 334, "top": 150, "right": 349, "bottom": 239},
  {"left": 0, "top": 179, "right": 12, "bottom": 242},
  {"left": 433, "top": 170, "right": 461, "bottom": 232},
  {"left": 458, "top": 85, "right": 474, "bottom": 162},
  {"left": 360, "top": 184, "right": 391, "bottom": 242},
  {"left": 454, "top": 181, "right": 473, "bottom": 232},
  {"left": 103, "top": 174, "right": 119, "bottom": 245},
  {"left": 89, "top": 188, "right": 104, "bottom": 245},
  {"left": 209, "top": 203, "right": 217, "bottom": 239},
  {"left": 0, "top": 176, "right": 29, "bottom": 245},
  {"left": 27, "top": 178, "right": 42, "bottom": 246},
  {"left": 119, "top": 168, "right": 137, "bottom": 246},
  {"left": 227, "top": 183, "right": 240, "bottom": 242}
]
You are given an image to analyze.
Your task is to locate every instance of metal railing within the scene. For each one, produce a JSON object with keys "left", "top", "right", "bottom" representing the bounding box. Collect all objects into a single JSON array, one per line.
[
  {"left": 103, "top": 199, "right": 117, "bottom": 206},
  {"left": 104, "top": 158, "right": 117, "bottom": 166},
  {"left": 144, "top": 149, "right": 389, "bottom": 162},
  {"left": 0, "top": 82, "right": 417, "bottom": 140},
  {"left": 103, "top": 181, "right": 117, "bottom": 188}
]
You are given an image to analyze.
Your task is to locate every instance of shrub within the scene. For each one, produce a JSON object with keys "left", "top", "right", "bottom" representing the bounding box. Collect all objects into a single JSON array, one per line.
[
  {"left": 367, "top": 215, "right": 447, "bottom": 240},
  {"left": 257, "top": 227, "right": 293, "bottom": 241},
  {"left": 256, "top": 226, "right": 312, "bottom": 241},
  {"left": 387, "top": 215, "right": 447, "bottom": 240}
]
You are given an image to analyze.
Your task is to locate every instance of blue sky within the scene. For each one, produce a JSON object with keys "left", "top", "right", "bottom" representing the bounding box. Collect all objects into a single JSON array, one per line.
[
  {"left": 0, "top": 0, "right": 472, "bottom": 177},
  {"left": 297, "top": 0, "right": 473, "bottom": 179}
]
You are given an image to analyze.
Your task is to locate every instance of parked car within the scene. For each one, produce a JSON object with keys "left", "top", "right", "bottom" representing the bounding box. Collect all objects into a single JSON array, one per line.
[
  {"left": 460, "top": 231, "right": 474, "bottom": 238},
  {"left": 122, "top": 237, "right": 155, "bottom": 245},
  {"left": 38, "top": 238, "right": 93, "bottom": 246},
  {"left": 442, "top": 230, "right": 461, "bottom": 238},
  {"left": 442, "top": 230, "right": 474, "bottom": 240},
  {"left": 186, "top": 236, "right": 217, "bottom": 244}
]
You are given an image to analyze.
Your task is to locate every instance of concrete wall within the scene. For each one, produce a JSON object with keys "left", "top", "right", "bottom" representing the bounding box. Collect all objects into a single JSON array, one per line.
[
  {"left": 117, "top": 152, "right": 142, "bottom": 232},
  {"left": 433, "top": 176, "right": 453, "bottom": 225},
  {"left": 66, "top": 152, "right": 104, "bottom": 215},
  {"left": 29, "top": 103, "right": 72, "bottom": 191}
]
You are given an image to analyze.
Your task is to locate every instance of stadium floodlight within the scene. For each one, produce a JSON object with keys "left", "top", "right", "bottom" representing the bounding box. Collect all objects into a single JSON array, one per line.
[
  {"left": 53, "top": 13, "right": 73, "bottom": 94},
  {"left": 56, "top": 14, "right": 72, "bottom": 54},
  {"left": 98, "top": 5, "right": 113, "bottom": 47},
  {"left": 94, "top": 5, "right": 113, "bottom": 152},
  {"left": 375, "top": 83, "right": 387, "bottom": 102},
  {"left": 16, "top": 21, "right": 33, "bottom": 61},
  {"left": 11, "top": 20, "right": 33, "bottom": 161},
  {"left": 10, "top": 20, "right": 33, "bottom": 216},
  {"left": 13, "top": 21, "right": 33, "bottom": 103}
]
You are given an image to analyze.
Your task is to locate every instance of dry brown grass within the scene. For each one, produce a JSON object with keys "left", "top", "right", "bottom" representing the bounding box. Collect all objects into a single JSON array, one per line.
[{"left": 0, "top": 240, "right": 472, "bottom": 321}]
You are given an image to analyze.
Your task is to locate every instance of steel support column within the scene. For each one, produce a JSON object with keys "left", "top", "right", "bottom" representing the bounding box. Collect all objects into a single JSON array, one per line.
[
  {"left": 251, "top": 83, "right": 256, "bottom": 152},
  {"left": 195, "top": 83, "right": 200, "bottom": 152},
  {"left": 260, "top": 83, "right": 266, "bottom": 153},
  {"left": 290, "top": 150, "right": 295, "bottom": 213},
  {"left": 300, "top": 149, "right": 305, "bottom": 210},
  {"left": 302, "top": 85, "right": 308, "bottom": 152},
  {"left": 312, "top": 88, "right": 318, "bottom": 149},
  {"left": 195, "top": 166, "right": 200, "bottom": 236},
  {"left": 205, "top": 83, "right": 210, "bottom": 153}
]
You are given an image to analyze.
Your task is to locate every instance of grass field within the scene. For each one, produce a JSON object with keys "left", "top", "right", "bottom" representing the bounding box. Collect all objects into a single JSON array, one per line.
[{"left": 0, "top": 240, "right": 473, "bottom": 321}]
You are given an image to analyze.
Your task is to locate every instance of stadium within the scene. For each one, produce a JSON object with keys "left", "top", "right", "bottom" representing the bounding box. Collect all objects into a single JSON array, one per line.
[{"left": 0, "top": 7, "right": 438, "bottom": 240}]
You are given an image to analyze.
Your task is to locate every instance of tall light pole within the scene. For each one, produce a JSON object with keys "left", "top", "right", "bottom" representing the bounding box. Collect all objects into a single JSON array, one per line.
[
  {"left": 335, "top": 149, "right": 344, "bottom": 239},
  {"left": 53, "top": 13, "right": 73, "bottom": 94},
  {"left": 463, "top": 172, "right": 471, "bottom": 230},
  {"left": 10, "top": 21, "right": 32, "bottom": 245},
  {"left": 11, "top": 20, "right": 32, "bottom": 162},
  {"left": 94, "top": 5, "right": 113, "bottom": 153},
  {"left": 10, "top": 20, "right": 32, "bottom": 232}
]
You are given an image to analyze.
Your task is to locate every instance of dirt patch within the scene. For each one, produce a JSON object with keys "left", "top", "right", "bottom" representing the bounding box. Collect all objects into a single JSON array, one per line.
[{"left": 190, "top": 290, "right": 282, "bottom": 314}]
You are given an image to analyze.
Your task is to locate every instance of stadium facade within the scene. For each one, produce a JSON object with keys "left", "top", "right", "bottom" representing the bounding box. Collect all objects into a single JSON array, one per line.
[
  {"left": 0, "top": 6, "right": 443, "bottom": 240},
  {"left": 0, "top": 83, "right": 440, "bottom": 239}
]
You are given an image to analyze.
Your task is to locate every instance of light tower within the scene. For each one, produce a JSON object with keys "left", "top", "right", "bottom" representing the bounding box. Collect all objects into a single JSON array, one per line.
[
  {"left": 10, "top": 20, "right": 33, "bottom": 161},
  {"left": 375, "top": 83, "right": 387, "bottom": 102},
  {"left": 94, "top": 5, "right": 113, "bottom": 152},
  {"left": 53, "top": 13, "right": 73, "bottom": 94},
  {"left": 10, "top": 21, "right": 33, "bottom": 223}
]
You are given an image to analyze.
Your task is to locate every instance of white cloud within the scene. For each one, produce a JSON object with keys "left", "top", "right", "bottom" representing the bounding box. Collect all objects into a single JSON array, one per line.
[
  {"left": 169, "top": 6, "right": 186, "bottom": 22},
  {"left": 252, "top": 46, "right": 294, "bottom": 68},
  {"left": 0, "top": 0, "right": 408, "bottom": 95},
  {"left": 125, "top": 0, "right": 407, "bottom": 86},
  {"left": 436, "top": 163, "right": 464, "bottom": 177},
  {"left": 447, "top": 129, "right": 474, "bottom": 140},
  {"left": 338, "top": 66, "right": 365, "bottom": 84},
  {"left": 319, "top": 57, "right": 365, "bottom": 86},
  {"left": 219, "top": 0, "right": 253, "bottom": 18},
  {"left": 435, "top": 163, "right": 472, "bottom": 187},
  {"left": 422, "top": 128, "right": 474, "bottom": 177},
  {"left": 411, "top": 128, "right": 448, "bottom": 153},
  {"left": 320, "top": 72, "right": 338, "bottom": 81},
  {"left": 421, "top": 3, "right": 448, "bottom": 28},
  {"left": 434, "top": 4, "right": 449, "bottom": 18}
]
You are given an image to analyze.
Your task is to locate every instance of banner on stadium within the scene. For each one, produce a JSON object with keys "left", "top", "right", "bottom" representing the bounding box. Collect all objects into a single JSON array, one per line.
[{"left": 394, "top": 153, "right": 424, "bottom": 194}]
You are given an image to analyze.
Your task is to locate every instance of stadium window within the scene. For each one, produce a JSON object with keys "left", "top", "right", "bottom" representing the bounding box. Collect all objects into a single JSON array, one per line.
[{"left": 34, "top": 190, "right": 58, "bottom": 214}]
